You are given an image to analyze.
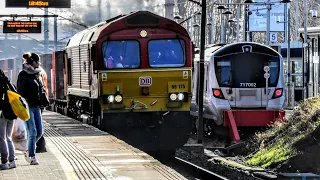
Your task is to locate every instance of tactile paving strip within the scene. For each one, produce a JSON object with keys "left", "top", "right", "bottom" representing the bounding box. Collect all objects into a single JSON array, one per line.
[{"left": 44, "top": 122, "right": 114, "bottom": 180}]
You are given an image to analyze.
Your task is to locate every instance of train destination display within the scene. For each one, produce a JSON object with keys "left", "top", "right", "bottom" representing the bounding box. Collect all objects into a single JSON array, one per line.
[
  {"left": 3, "top": 21, "right": 42, "bottom": 33},
  {"left": 5, "top": 0, "right": 71, "bottom": 8}
]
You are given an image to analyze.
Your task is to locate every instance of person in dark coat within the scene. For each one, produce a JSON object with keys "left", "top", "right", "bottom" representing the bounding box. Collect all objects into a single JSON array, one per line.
[{"left": 17, "top": 52, "right": 44, "bottom": 165}]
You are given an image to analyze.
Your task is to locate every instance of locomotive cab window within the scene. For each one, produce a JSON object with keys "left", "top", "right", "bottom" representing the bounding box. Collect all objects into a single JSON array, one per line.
[
  {"left": 215, "top": 53, "right": 280, "bottom": 88},
  {"left": 102, "top": 40, "right": 140, "bottom": 69},
  {"left": 148, "top": 39, "right": 186, "bottom": 68}
]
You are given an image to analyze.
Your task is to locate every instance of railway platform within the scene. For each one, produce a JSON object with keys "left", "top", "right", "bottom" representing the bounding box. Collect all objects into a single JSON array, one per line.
[{"left": 0, "top": 111, "right": 186, "bottom": 180}]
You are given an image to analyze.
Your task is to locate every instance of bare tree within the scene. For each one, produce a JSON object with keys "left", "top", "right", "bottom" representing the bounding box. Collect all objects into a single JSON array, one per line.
[
  {"left": 53, "top": 0, "right": 319, "bottom": 45},
  {"left": 177, "top": 0, "right": 319, "bottom": 45},
  {"left": 56, "top": 0, "right": 165, "bottom": 34}
]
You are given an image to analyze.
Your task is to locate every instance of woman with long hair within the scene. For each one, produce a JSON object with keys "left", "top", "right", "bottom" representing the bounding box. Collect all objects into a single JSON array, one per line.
[{"left": 17, "top": 52, "right": 45, "bottom": 165}]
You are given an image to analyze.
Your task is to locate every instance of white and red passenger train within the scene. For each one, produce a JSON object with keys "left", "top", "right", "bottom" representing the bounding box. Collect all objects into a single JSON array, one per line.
[{"left": 191, "top": 42, "right": 286, "bottom": 143}]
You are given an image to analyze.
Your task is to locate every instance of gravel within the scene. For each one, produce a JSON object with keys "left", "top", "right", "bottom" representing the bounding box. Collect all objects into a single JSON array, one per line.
[{"left": 175, "top": 148, "right": 258, "bottom": 180}]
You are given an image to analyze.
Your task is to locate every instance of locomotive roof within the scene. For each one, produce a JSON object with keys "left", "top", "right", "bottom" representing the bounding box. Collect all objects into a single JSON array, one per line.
[{"left": 66, "top": 11, "right": 189, "bottom": 48}]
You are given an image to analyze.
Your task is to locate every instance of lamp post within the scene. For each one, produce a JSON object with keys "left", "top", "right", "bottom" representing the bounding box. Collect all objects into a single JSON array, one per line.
[
  {"left": 222, "top": 10, "right": 233, "bottom": 43},
  {"left": 303, "top": 0, "right": 308, "bottom": 99},
  {"left": 244, "top": 0, "right": 254, "bottom": 41},
  {"left": 197, "top": 0, "right": 206, "bottom": 144},
  {"left": 217, "top": 5, "right": 227, "bottom": 43},
  {"left": 227, "top": 19, "right": 238, "bottom": 43},
  {"left": 178, "top": 0, "right": 206, "bottom": 143},
  {"left": 277, "top": 6, "right": 294, "bottom": 108}
]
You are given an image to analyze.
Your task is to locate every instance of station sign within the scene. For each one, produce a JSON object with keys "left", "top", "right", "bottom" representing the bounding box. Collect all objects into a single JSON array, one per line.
[
  {"left": 5, "top": 0, "right": 71, "bottom": 8},
  {"left": 248, "top": 0, "right": 289, "bottom": 32},
  {"left": 3, "top": 21, "right": 42, "bottom": 33}
]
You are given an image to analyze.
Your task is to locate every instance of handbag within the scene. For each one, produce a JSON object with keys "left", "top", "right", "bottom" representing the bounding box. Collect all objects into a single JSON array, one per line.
[
  {"left": 40, "top": 89, "right": 50, "bottom": 107},
  {"left": 7, "top": 90, "right": 30, "bottom": 121}
]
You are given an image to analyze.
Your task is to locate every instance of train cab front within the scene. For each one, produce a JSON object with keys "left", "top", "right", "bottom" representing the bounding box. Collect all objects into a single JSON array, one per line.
[
  {"left": 210, "top": 43, "right": 286, "bottom": 127},
  {"left": 96, "top": 69, "right": 193, "bottom": 152},
  {"left": 95, "top": 38, "right": 194, "bottom": 153}
]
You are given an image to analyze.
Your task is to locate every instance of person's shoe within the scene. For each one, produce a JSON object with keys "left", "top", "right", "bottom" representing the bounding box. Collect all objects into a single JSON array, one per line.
[
  {"left": 8, "top": 161, "right": 16, "bottom": 169},
  {"left": 0, "top": 163, "right": 9, "bottom": 170},
  {"left": 24, "top": 151, "right": 31, "bottom": 163},
  {"left": 30, "top": 156, "right": 39, "bottom": 165}
]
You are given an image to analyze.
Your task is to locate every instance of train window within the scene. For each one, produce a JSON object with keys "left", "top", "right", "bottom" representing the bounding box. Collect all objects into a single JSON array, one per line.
[
  {"left": 102, "top": 40, "right": 140, "bottom": 69},
  {"left": 8, "top": 59, "right": 14, "bottom": 69},
  {"left": 67, "top": 58, "right": 72, "bottom": 86},
  {"left": 148, "top": 39, "right": 186, "bottom": 68},
  {"left": 264, "top": 58, "right": 280, "bottom": 87},
  {"left": 215, "top": 59, "right": 232, "bottom": 86}
]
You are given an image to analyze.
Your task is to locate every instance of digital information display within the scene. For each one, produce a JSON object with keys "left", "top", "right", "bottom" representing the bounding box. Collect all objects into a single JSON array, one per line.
[
  {"left": 3, "top": 21, "right": 42, "bottom": 33},
  {"left": 5, "top": 0, "right": 71, "bottom": 8}
]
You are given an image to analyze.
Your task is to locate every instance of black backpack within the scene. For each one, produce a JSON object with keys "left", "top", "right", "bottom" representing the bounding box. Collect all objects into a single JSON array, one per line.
[{"left": 0, "top": 69, "right": 17, "bottom": 120}]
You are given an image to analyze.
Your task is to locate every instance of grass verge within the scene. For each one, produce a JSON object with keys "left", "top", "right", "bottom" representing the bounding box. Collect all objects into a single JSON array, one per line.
[{"left": 245, "top": 97, "right": 320, "bottom": 169}]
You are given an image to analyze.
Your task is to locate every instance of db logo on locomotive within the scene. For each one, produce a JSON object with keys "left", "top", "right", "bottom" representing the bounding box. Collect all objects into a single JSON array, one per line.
[{"left": 139, "top": 76, "right": 152, "bottom": 87}]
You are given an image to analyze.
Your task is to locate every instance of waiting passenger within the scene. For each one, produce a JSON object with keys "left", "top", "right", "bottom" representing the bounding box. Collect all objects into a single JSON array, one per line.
[
  {"left": 17, "top": 52, "right": 46, "bottom": 165},
  {"left": 0, "top": 69, "right": 16, "bottom": 170}
]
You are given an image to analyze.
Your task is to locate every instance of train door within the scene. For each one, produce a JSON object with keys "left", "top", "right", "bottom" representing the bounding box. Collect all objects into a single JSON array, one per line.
[{"left": 7, "top": 59, "right": 14, "bottom": 83}]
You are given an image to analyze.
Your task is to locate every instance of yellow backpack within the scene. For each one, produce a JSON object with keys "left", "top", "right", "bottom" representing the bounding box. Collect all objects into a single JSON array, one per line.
[{"left": 7, "top": 90, "right": 30, "bottom": 121}]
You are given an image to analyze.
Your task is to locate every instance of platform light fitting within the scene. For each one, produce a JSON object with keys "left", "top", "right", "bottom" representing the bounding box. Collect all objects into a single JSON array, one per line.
[
  {"left": 244, "top": 0, "right": 254, "bottom": 3},
  {"left": 174, "top": 15, "right": 183, "bottom": 20},
  {"left": 217, "top": 5, "right": 226, "bottom": 10}
]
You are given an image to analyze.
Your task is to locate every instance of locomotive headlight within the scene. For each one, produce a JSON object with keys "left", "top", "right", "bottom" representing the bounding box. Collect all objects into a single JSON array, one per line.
[
  {"left": 115, "top": 95, "right": 123, "bottom": 103},
  {"left": 170, "top": 93, "right": 177, "bottom": 101},
  {"left": 108, "top": 95, "right": 114, "bottom": 103},
  {"left": 177, "top": 93, "right": 184, "bottom": 101}
]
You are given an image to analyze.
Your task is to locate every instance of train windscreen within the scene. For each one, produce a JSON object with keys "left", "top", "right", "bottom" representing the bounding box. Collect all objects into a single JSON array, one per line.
[
  {"left": 148, "top": 39, "right": 186, "bottom": 67},
  {"left": 214, "top": 53, "right": 280, "bottom": 88},
  {"left": 102, "top": 40, "right": 140, "bottom": 69}
]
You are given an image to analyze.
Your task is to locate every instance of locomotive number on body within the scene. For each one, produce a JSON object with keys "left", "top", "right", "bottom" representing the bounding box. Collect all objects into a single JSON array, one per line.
[
  {"left": 240, "top": 83, "right": 256, "bottom": 88},
  {"left": 171, "top": 84, "right": 186, "bottom": 89},
  {"left": 139, "top": 76, "right": 152, "bottom": 87}
]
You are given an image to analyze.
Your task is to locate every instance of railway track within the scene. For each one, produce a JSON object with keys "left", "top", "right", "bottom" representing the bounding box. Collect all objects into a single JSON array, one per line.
[{"left": 161, "top": 156, "right": 229, "bottom": 180}]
